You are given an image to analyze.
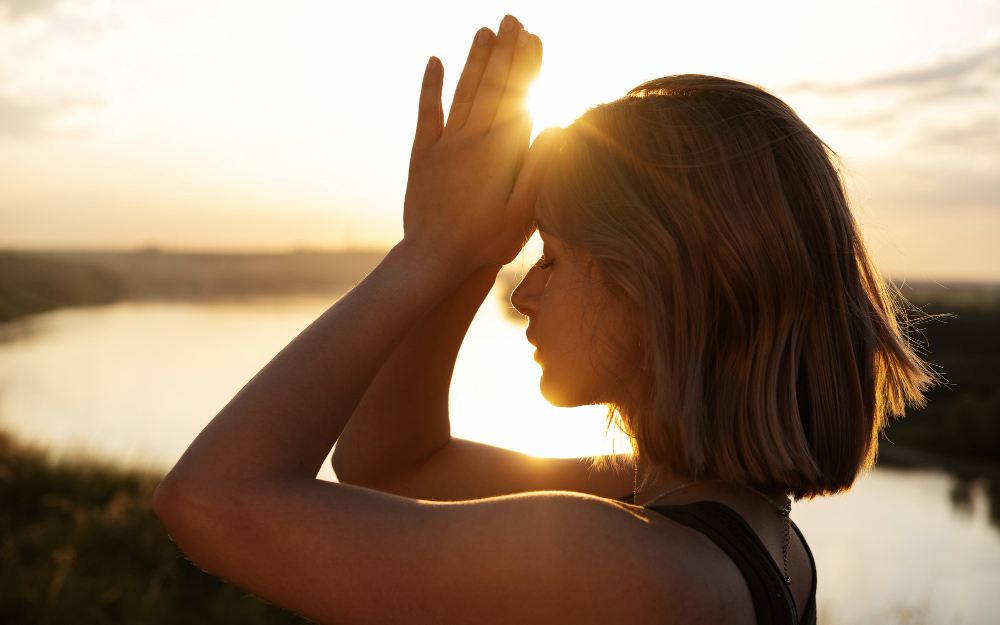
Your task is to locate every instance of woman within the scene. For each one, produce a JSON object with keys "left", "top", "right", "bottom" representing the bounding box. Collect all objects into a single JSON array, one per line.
[{"left": 154, "top": 15, "right": 930, "bottom": 624}]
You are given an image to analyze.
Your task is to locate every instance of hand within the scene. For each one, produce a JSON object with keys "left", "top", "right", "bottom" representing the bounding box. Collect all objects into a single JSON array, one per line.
[{"left": 401, "top": 15, "right": 545, "bottom": 275}]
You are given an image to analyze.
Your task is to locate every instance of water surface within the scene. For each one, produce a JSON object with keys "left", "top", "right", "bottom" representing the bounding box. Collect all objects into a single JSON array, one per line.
[{"left": 0, "top": 290, "right": 997, "bottom": 624}]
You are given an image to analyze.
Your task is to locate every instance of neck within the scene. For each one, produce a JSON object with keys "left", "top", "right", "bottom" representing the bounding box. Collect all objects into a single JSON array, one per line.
[
  {"left": 632, "top": 460, "right": 690, "bottom": 507},
  {"left": 633, "top": 463, "right": 790, "bottom": 510}
]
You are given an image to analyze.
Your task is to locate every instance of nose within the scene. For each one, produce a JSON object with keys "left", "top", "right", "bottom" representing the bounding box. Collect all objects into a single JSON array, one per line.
[{"left": 511, "top": 266, "right": 544, "bottom": 317}]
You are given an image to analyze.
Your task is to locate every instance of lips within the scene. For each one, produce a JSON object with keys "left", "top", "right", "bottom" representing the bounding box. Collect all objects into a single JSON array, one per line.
[{"left": 525, "top": 328, "right": 538, "bottom": 348}]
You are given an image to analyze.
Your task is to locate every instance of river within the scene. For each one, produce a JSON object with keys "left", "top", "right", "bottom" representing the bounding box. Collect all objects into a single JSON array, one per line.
[{"left": 1, "top": 289, "right": 997, "bottom": 624}]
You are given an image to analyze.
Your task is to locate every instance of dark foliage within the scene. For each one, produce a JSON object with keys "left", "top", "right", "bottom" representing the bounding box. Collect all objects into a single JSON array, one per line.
[
  {"left": 884, "top": 289, "right": 1000, "bottom": 464},
  {"left": 0, "top": 433, "right": 311, "bottom": 624},
  {"left": 0, "top": 254, "right": 127, "bottom": 322},
  {"left": 0, "top": 250, "right": 388, "bottom": 323}
]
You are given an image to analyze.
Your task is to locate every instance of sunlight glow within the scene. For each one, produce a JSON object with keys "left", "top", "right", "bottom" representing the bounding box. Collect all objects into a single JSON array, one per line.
[
  {"left": 526, "top": 81, "right": 590, "bottom": 136},
  {"left": 449, "top": 283, "right": 633, "bottom": 459},
  {"left": 1, "top": 0, "right": 997, "bottom": 278}
]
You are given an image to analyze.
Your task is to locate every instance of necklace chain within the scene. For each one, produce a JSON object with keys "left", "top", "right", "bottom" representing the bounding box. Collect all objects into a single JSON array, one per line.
[{"left": 637, "top": 481, "right": 792, "bottom": 586}]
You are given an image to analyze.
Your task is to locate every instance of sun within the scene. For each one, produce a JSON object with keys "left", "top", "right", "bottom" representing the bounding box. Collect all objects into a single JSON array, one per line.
[{"left": 526, "top": 81, "right": 585, "bottom": 137}]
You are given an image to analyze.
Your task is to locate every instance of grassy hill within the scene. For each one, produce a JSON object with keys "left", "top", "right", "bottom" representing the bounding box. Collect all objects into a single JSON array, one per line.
[{"left": 0, "top": 431, "right": 309, "bottom": 624}]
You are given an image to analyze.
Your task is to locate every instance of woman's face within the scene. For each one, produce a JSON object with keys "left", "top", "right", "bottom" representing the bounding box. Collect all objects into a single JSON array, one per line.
[{"left": 511, "top": 231, "right": 638, "bottom": 408}]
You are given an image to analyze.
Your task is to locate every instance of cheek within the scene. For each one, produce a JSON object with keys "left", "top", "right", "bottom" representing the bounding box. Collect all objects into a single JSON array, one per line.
[
  {"left": 578, "top": 296, "right": 642, "bottom": 401},
  {"left": 537, "top": 320, "right": 613, "bottom": 407}
]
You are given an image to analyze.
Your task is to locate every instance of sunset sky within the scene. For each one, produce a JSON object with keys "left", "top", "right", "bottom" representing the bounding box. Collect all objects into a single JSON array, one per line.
[{"left": 1, "top": 0, "right": 998, "bottom": 281}]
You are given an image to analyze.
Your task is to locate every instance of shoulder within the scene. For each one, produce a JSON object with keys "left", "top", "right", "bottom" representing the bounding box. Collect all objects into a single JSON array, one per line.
[
  {"left": 423, "top": 491, "right": 756, "bottom": 624},
  {"left": 168, "top": 479, "right": 754, "bottom": 625}
]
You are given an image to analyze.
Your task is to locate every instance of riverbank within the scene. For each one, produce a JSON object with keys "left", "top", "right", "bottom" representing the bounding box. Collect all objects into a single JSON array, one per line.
[
  {"left": 0, "top": 249, "right": 388, "bottom": 323},
  {"left": 1, "top": 250, "right": 998, "bottom": 471},
  {"left": 0, "top": 430, "right": 309, "bottom": 624}
]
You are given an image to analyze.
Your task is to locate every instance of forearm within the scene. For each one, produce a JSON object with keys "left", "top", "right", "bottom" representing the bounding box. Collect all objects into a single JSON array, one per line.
[
  {"left": 159, "top": 241, "right": 470, "bottom": 492},
  {"left": 333, "top": 265, "right": 499, "bottom": 484},
  {"left": 156, "top": 21, "right": 547, "bottom": 516}
]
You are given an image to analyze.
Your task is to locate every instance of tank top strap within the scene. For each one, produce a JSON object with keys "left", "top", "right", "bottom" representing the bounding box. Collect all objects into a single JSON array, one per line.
[{"left": 642, "top": 500, "right": 817, "bottom": 625}]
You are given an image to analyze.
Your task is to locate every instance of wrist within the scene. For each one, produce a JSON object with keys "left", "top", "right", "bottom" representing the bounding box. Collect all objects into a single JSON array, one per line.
[
  {"left": 387, "top": 238, "right": 474, "bottom": 292},
  {"left": 392, "top": 236, "right": 483, "bottom": 283}
]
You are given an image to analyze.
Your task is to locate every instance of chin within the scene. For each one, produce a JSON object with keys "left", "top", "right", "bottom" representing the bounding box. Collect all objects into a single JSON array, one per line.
[{"left": 539, "top": 375, "right": 598, "bottom": 408}]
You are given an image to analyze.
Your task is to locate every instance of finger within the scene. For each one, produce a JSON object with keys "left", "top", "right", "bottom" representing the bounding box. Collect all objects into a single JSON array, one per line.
[
  {"left": 491, "top": 28, "right": 538, "bottom": 152},
  {"left": 464, "top": 14, "right": 523, "bottom": 133},
  {"left": 444, "top": 27, "right": 495, "bottom": 132},
  {"left": 412, "top": 56, "right": 444, "bottom": 153},
  {"left": 512, "top": 118, "right": 532, "bottom": 183},
  {"left": 531, "top": 34, "right": 543, "bottom": 78},
  {"left": 438, "top": 91, "right": 444, "bottom": 136},
  {"left": 512, "top": 36, "right": 543, "bottom": 181}
]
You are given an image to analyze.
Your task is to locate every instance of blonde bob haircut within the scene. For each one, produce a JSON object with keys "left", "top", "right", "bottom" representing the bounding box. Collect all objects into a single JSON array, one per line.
[{"left": 535, "top": 75, "right": 932, "bottom": 499}]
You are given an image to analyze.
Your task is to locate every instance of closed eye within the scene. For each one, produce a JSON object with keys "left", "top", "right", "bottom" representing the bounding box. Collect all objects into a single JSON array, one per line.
[{"left": 535, "top": 258, "right": 553, "bottom": 270}]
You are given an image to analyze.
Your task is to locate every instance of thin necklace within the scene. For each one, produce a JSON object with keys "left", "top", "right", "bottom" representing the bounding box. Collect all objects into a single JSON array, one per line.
[{"left": 637, "top": 481, "right": 793, "bottom": 586}]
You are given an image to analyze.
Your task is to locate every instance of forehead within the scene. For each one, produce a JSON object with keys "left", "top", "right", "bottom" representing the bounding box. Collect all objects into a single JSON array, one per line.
[
  {"left": 537, "top": 229, "right": 563, "bottom": 251},
  {"left": 537, "top": 227, "right": 561, "bottom": 243}
]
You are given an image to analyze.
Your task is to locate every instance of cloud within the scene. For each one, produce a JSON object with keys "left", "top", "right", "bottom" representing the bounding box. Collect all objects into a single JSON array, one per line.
[
  {"left": 0, "top": 95, "right": 53, "bottom": 137},
  {"left": 832, "top": 110, "right": 898, "bottom": 130},
  {"left": 789, "top": 41, "right": 1000, "bottom": 98},
  {"left": 918, "top": 118, "right": 1000, "bottom": 155},
  {"left": 0, "top": 93, "right": 100, "bottom": 138},
  {"left": 858, "top": 163, "right": 1000, "bottom": 212},
  {"left": 786, "top": 39, "right": 1000, "bottom": 165},
  {"left": 855, "top": 42, "right": 1000, "bottom": 91},
  {"left": 0, "top": 0, "right": 68, "bottom": 21}
]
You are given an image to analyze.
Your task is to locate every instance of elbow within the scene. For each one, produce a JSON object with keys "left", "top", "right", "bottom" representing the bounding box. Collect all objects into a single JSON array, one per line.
[
  {"left": 331, "top": 443, "right": 369, "bottom": 487},
  {"left": 152, "top": 469, "right": 204, "bottom": 550},
  {"left": 331, "top": 452, "right": 365, "bottom": 487},
  {"left": 152, "top": 469, "right": 234, "bottom": 567},
  {"left": 331, "top": 447, "right": 394, "bottom": 491},
  {"left": 152, "top": 471, "right": 186, "bottom": 534}
]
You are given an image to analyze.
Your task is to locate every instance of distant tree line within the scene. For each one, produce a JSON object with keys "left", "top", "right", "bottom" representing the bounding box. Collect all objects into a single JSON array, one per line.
[
  {"left": 885, "top": 291, "right": 1000, "bottom": 466},
  {"left": 0, "top": 250, "right": 386, "bottom": 322},
  {"left": 0, "top": 253, "right": 127, "bottom": 322},
  {"left": 1, "top": 251, "right": 997, "bottom": 467}
]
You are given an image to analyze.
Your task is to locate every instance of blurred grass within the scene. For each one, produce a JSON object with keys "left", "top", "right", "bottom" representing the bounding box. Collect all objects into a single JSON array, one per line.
[{"left": 0, "top": 431, "right": 311, "bottom": 624}]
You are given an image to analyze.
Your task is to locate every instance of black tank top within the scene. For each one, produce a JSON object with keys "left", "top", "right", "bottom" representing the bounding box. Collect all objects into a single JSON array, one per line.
[{"left": 620, "top": 496, "right": 818, "bottom": 625}]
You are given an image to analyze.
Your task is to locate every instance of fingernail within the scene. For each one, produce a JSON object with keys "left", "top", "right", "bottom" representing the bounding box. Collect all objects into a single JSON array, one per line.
[
  {"left": 501, "top": 14, "right": 518, "bottom": 32},
  {"left": 476, "top": 27, "right": 492, "bottom": 46},
  {"left": 516, "top": 29, "right": 529, "bottom": 48}
]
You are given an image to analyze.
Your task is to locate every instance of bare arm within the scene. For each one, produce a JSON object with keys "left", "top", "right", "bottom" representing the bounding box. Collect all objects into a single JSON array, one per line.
[
  {"left": 333, "top": 261, "right": 634, "bottom": 500},
  {"left": 152, "top": 240, "right": 675, "bottom": 624},
  {"left": 331, "top": 263, "right": 496, "bottom": 486},
  {"left": 332, "top": 25, "right": 632, "bottom": 500},
  {"left": 151, "top": 22, "right": 711, "bottom": 625}
]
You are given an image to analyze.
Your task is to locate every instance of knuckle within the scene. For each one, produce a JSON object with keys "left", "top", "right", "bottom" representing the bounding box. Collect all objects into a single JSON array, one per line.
[
  {"left": 454, "top": 88, "right": 476, "bottom": 104},
  {"left": 479, "top": 77, "right": 503, "bottom": 94}
]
